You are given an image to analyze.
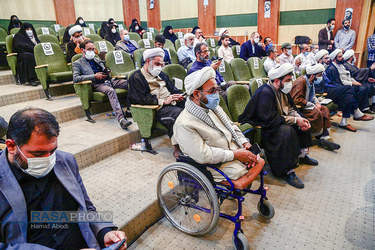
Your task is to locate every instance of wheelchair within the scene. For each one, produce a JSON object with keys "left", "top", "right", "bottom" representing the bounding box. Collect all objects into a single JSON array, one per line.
[{"left": 157, "top": 155, "right": 274, "bottom": 250}]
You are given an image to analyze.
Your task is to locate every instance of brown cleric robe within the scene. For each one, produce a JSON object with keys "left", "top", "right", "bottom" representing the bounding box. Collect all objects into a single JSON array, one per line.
[{"left": 291, "top": 75, "right": 331, "bottom": 134}]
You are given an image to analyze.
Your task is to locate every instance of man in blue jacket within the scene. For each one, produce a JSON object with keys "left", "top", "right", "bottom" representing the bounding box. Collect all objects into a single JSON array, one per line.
[
  {"left": 240, "top": 32, "right": 266, "bottom": 61},
  {"left": 0, "top": 108, "right": 126, "bottom": 249}
]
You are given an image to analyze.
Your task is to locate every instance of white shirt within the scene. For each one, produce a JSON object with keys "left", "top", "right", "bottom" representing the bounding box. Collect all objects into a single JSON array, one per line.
[{"left": 264, "top": 57, "right": 280, "bottom": 73}]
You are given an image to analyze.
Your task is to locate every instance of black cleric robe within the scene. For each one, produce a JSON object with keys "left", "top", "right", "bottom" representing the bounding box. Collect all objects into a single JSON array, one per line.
[
  {"left": 343, "top": 62, "right": 375, "bottom": 98},
  {"left": 239, "top": 83, "right": 312, "bottom": 177}
]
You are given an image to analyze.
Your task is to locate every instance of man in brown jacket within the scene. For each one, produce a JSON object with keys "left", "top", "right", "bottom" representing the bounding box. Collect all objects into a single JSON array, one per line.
[
  {"left": 318, "top": 18, "right": 335, "bottom": 52},
  {"left": 291, "top": 64, "right": 340, "bottom": 151}
]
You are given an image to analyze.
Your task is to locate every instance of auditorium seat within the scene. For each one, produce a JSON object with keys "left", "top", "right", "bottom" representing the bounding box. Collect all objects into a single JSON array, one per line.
[
  {"left": 206, "top": 38, "right": 218, "bottom": 49},
  {"left": 161, "top": 64, "right": 187, "bottom": 90},
  {"left": 10, "top": 28, "right": 20, "bottom": 35},
  {"left": 94, "top": 40, "right": 114, "bottom": 53},
  {"left": 36, "top": 27, "right": 57, "bottom": 37},
  {"left": 247, "top": 57, "right": 268, "bottom": 80},
  {"left": 5, "top": 35, "right": 18, "bottom": 83},
  {"left": 82, "top": 27, "right": 96, "bottom": 37},
  {"left": 38, "top": 34, "right": 59, "bottom": 44},
  {"left": 142, "top": 31, "right": 156, "bottom": 41},
  {"left": 249, "top": 78, "right": 267, "bottom": 96},
  {"left": 58, "top": 27, "right": 66, "bottom": 44},
  {"left": 105, "top": 50, "right": 135, "bottom": 79},
  {"left": 128, "top": 32, "right": 141, "bottom": 42},
  {"left": 230, "top": 58, "right": 251, "bottom": 84},
  {"left": 167, "top": 48, "right": 178, "bottom": 64},
  {"left": 232, "top": 45, "right": 241, "bottom": 59},
  {"left": 138, "top": 39, "right": 154, "bottom": 49},
  {"left": 86, "top": 34, "right": 103, "bottom": 42},
  {"left": 133, "top": 48, "right": 146, "bottom": 69},
  {"left": 0, "top": 28, "right": 7, "bottom": 46},
  {"left": 174, "top": 38, "right": 184, "bottom": 51},
  {"left": 50, "top": 24, "right": 64, "bottom": 34},
  {"left": 147, "top": 27, "right": 158, "bottom": 34},
  {"left": 163, "top": 39, "right": 175, "bottom": 51},
  {"left": 213, "top": 60, "right": 235, "bottom": 83}
]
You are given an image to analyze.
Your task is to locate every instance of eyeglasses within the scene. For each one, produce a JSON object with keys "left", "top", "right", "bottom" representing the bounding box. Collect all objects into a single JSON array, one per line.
[
  {"left": 200, "top": 87, "right": 220, "bottom": 94},
  {"left": 153, "top": 61, "right": 165, "bottom": 67},
  {"left": 200, "top": 50, "right": 209, "bottom": 54}
]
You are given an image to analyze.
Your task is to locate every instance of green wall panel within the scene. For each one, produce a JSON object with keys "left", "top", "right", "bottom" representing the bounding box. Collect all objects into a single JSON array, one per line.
[
  {"left": 279, "top": 8, "right": 336, "bottom": 26},
  {"left": 161, "top": 18, "right": 198, "bottom": 29},
  {"left": 216, "top": 13, "right": 257, "bottom": 28}
]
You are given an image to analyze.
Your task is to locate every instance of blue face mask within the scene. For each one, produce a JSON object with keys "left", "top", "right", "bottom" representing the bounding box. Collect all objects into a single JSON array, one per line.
[
  {"left": 202, "top": 92, "right": 220, "bottom": 110},
  {"left": 314, "top": 76, "right": 323, "bottom": 85},
  {"left": 268, "top": 42, "right": 273, "bottom": 48},
  {"left": 303, "top": 51, "right": 309, "bottom": 56}
]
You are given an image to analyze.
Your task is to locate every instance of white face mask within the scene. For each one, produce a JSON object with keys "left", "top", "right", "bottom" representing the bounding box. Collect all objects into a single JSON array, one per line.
[
  {"left": 85, "top": 50, "right": 95, "bottom": 60},
  {"left": 281, "top": 80, "right": 293, "bottom": 94},
  {"left": 352, "top": 57, "right": 356, "bottom": 64},
  {"left": 316, "top": 76, "right": 323, "bottom": 82},
  {"left": 79, "top": 19, "right": 84, "bottom": 25},
  {"left": 253, "top": 37, "right": 260, "bottom": 44},
  {"left": 330, "top": 25, "right": 335, "bottom": 30},
  {"left": 148, "top": 64, "right": 162, "bottom": 77},
  {"left": 26, "top": 30, "right": 33, "bottom": 36},
  {"left": 16, "top": 146, "right": 56, "bottom": 178},
  {"left": 123, "top": 34, "right": 130, "bottom": 41},
  {"left": 135, "top": 26, "right": 139, "bottom": 31},
  {"left": 287, "top": 49, "right": 292, "bottom": 55},
  {"left": 111, "top": 29, "right": 116, "bottom": 34}
]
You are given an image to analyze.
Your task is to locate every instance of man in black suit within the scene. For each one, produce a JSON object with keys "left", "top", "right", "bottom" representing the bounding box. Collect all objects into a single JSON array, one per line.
[
  {"left": 318, "top": 18, "right": 335, "bottom": 52},
  {"left": 240, "top": 32, "right": 266, "bottom": 61}
]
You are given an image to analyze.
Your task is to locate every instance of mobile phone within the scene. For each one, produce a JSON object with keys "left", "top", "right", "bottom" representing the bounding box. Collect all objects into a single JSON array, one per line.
[
  {"left": 249, "top": 143, "right": 261, "bottom": 155},
  {"left": 104, "top": 238, "right": 126, "bottom": 250},
  {"left": 182, "top": 92, "right": 188, "bottom": 97},
  {"left": 218, "top": 57, "right": 223, "bottom": 61}
]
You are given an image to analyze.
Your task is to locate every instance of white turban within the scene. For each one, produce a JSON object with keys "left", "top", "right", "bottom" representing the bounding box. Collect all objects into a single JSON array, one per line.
[
  {"left": 143, "top": 48, "right": 165, "bottom": 61},
  {"left": 306, "top": 63, "right": 325, "bottom": 75},
  {"left": 69, "top": 25, "right": 82, "bottom": 36},
  {"left": 184, "top": 67, "right": 216, "bottom": 95},
  {"left": 293, "top": 54, "right": 304, "bottom": 64},
  {"left": 268, "top": 63, "right": 294, "bottom": 80},
  {"left": 219, "top": 28, "right": 227, "bottom": 37},
  {"left": 184, "top": 33, "right": 195, "bottom": 40},
  {"left": 329, "top": 49, "right": 342, "bottom": 60},
  {"left": 315, "top": 49, "right": 329, "bottom": 61},
  {"left": 343, "top": 49, "right": 355, "bottom": 61}
]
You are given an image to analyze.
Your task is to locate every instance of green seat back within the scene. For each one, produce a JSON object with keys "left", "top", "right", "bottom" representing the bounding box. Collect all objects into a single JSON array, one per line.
[
  {"left": 230, "top": 58, "right": 251, "bottom": 82},
  {"left": 133, "top": 48, "right": 146, "bottom": 69},
  {"left": 38, "top": 34, "right": 59, "bottom": 44},
  {"left": 227, "top": 85, "right": 251, "bottom": 122},
  {"left": 50, "top": 24, "right": 64, "bottom": 33},
  {"left": 301, "top": 68, "right": 306, "bottom": 75},
  {"left": 164, "top": 39, "right": 175, "bottom": 50},
  {"left": 174, "top": 38, "right": 185, "bottom": 51},
  {"left": 82, "top": 27, "right": 96, "bottom": 37},
  {"left": 161, "top": 64, "right": 187, "bottom": 89},
  {"left": 58, "top": 27, "right": 66, "bottom": 43},
  {"left": 142, "top": 31, "right": 156, "bottom": 40},
  {"left": 0, "top": 28, "right": 7, "bottom": 44},
  {"left": 209, "top": 47, "right": 215, "bottom": 60},
  {"left": 71, "top": 53, "right": 100, "bottom": 63},
  {"left": 232, "top": 45, "right": 241, "bottom": 58},
  {"left": 247, "top": 57, "right": 267, "bottom": 78},
  {"left": 214, "top": 46, "right": 220, "bottom": 58},
  {"left": 262, "top": 56, "right": 267, "bottom": 63},
  {"left": 10, "top": 28, "right": 20, "bottom": 35},
  {"left": 166, "top": 48, "right": 178, "bottom": 64},
  {"left": 36, "top": 27, "right": 56, "bottom": 36},
  {"left": 0, "top": 27, "right": 7, "bottom": 35},
  {"left": 34, "top": 43, "right": 70, "bottom": 74},
  {"left": 87, "top": 23, "right": 98, "bottom": 32},
  {"left": 86, "top": 34, "right": 103, "bottom": 42},
  {"left": 105, "top": 50, "right": 135, "bottom": 77},
  {"left": 5, "top": 35, "right": 17, "bottom": 75},
  {"left": 219, "top": 95, "right": 233, "bottom": 120},
  {"left": 159, "top": 28, "right": 165, "bottom": 34},
  {"left": 5, "top": 35, "right": 14, "bottom": 53},
  {"left": 129, "top": 32, "right": 141, "bottom": 42},
  {"left": 175, "top": 32, "right": 184, "bottom": 40},
  {"left": 147, "top": 27, "right": 158, "bottom": 34},
  {"left": 94, "top": 40, "right": 114, "bottom": 53},
  {"left": 187, "top": 62, "right": 193, "bottom": 72},
  {"left": 206, "top": 38, "right": 218, "bottom": 49},
  {"left": 97, "top": 27, "right": 102, "bottom": 37},
  {"left": 138, "top": 39, "right": 154, "bottom": 49},
  {"left": 249, "top": 78, "right": 267, "bottom": 96},
  {"left": 214, "top": 60, "right": 234, "bottom": 82}
]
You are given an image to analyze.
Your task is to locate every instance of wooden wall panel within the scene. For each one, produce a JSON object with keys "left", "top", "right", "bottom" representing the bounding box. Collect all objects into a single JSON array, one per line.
[
  {"left": 198, "top": 0, "right": 216, "bottom": 36},
  {"left": 123, "top": 0, "right": 140, "bottom": 27},
  {"left": 54, "top": 0, "right": 76, "bottom": 26},
  {"left": 146, "top": 0, "right": 161, "bottom": 29},
  {"left": 258, "top": 0, "right": 280, "bottom": 43}
]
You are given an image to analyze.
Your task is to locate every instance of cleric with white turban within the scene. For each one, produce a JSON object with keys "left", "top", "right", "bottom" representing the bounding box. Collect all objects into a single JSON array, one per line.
[
  {"left": 143, "top": 47, "right": 165, "bottom": 61},
  {"left": 329, "top": 48, "right": 342, "bottom": 61},
  {"left": 69, "top": 25, "right": 82, "bottom": 36},
  {"left": 184, "top": 67, "right": 216, "bottom": 95}
]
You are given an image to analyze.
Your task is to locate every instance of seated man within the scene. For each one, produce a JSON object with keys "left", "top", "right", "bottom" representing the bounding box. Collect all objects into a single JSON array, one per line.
[
  {"left": 240, "top": 32, "right": 266, "bottom": 61},
  {"left": 325, "top": 49, "right": 373, "bottom": 115},
  {"left": 127, "top": 48, "right": 184, "bottom": 156},
  {"left": 217, "top": 34, "right": 234, "bottom": 63},
  {"left": 174, "top": 67, "right": 263, "bottom": 188},
  {"left": 306, "top": 44, "right": 319, "bottom": 65},
  {"left": 66, "top": 25, "right": 84, "bottom": 63},
  {"left": 293, "top": 54, "right": 303, "bottom": 77},
  {"left": 0, "top": 108, "right": 126, "bottom": 249},
  {"left": 218, "top": 28, "right": 240, "bottom": 47},
  {"left": 263, "top": 37, "right": 273, "bottom": 53},
  {"left": 193, "top": 28, "right": 205, "bottom": 47},
  {"left": 115, "top": 29, "right": 140, "bottom": 56},
  {"left": 189, "top": 42, "right": 232, "bottom": 90},
  {"left": 154, "top": 34, "right": 171, "bottom": 65},
  {"left": 73, "top": 40, "right": 132, "bottom": 129},
  {"left": 343, "top": 49, "right": 375, "bottom": 111},
  {"left": 296, "top": 43, "right": 311, "bottom": 69},
  {"left": 290, "top": 64, "right": 340, "bottom": 151},
  {"left": 177, "top": 33, "right": 196, "bottom": 68},
  {"left": 239, "top": 64, "right": 318, "bottom": 189},
  {"left": 315, "top": 49, "right": 373, "bottom": 132},
  {"left": 263, "top": 47, "right": 280, "bottom": 73},
  {"left": 279, "top": 42, "right": 294, "bottom": 64}
]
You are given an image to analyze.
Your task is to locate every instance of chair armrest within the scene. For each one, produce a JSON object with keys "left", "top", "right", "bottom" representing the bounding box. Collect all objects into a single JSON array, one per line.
[
  {"left": 316, "top": 93, "right": 328, "bottom": 97},
  {"left": 75, "top": 80, "right": 92, "bottom": 85},
  {"left": 6, "top": 53, "right": 17, "bottom": 57},
  {"left": 35, "top": 64, "right": 48, "bottom": 69},
  {"left": 234, "top": 122, "right": 241, "bottom": 127},
  {"left": 112, "top": 75, "right": 127, "bottom": 79},
  {"left": 67, "top": 63, "right": 72, "bottom": 66},
  {"left": 131, "top": 104, "right": 159, "bottom": 109},
  {"left": 235, "top": 81, "right": 250, "bottom": 84}
]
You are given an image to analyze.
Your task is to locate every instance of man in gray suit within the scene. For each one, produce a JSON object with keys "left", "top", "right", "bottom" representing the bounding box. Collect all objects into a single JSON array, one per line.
[
  {"left": 0, "top": 108, "right": 127, "bottom": 249},
  {"left": 73, "top": 39, "right": 132, "bottom": 129},
  {"left": 115, "top": 29, "right": 140, "bottom": 56}
]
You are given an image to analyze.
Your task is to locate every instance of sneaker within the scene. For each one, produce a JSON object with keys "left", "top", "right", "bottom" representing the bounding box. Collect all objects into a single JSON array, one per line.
[
  {"left": 282, "top": 172, "right": 304, "bottom": 189},
  {"left": 119, "top": 118, "right": 132, "bottom": 130},
  {"left": 299, "top": 155, "right": 318, "bottom": 166}
]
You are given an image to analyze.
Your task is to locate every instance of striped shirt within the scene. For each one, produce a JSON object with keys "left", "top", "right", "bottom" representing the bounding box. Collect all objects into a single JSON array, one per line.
[{"left": 367, "top": 34, "right": 375, "bottom": 61}]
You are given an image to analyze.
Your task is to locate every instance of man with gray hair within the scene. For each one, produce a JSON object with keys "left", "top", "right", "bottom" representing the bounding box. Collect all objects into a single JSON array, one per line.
[
  {"left": 240, "top": 32, "right": 266, "bottom": 60},
  {"left": 128, "top": 48, "right": 184, "bottom": 156},
  {"left": 177, "top": 33, "right": 196, "bottom": 68},
  {"left": 263, "top": 46, "right": 280, "bottom": 73}
]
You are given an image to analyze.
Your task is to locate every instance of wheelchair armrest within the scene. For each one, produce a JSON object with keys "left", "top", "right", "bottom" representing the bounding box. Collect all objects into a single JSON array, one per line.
[
  {"left": 6, "top": 53, "right": 17, "bottom": 57},
  {"left": 35, "top": 64, "right": 48, "bottom": 69},
  {"left": 131, "top": 104, "right": 159, "bottom": 109}
]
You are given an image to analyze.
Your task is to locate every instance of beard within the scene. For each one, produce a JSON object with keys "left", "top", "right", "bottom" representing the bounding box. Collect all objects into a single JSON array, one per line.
[
  {"left": 13, "top": 150, "right": 28, "bottom": 170},
  {"left": 199, "top": 55, "right": 209, "bottom": 62}
]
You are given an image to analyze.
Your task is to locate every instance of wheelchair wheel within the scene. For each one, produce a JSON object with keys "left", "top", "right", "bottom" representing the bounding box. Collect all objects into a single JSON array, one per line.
[
  {"left": 232, "top": 232, "right": 250, "bottom": 250},
  {"left": 257, "top": 200, "right": 275, "bottom": 219},
  {"left": 157, "top": 162, "right": 219, "bottom": 236}
]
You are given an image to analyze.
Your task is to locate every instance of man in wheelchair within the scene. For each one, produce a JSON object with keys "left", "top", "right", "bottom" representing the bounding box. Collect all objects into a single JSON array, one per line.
[{"left": 173, "top": 67, "right": 264, "bottom": 189}]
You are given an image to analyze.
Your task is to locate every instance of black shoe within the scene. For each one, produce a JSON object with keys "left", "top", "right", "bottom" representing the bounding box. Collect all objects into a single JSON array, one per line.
[
  {"left": 318, "top": 139, "right": 340, "bottom": 151},
  {"left": 30, "top": 81, "right": 38, "bottom": 87},
  {"left": 299, "top": 155, "right": 319, "bottom": 166},
  {"left": 363, "top": 109, "right": 375, "bottom": 114},
  {"left": 125, "top": 110, "right": 132, "bottom": 118},
  {"left": 119, "top": 118, "right": 132, "bottom": 130},
  {"left": 282, "top": 172, "right": 304, "bottom": 189}
]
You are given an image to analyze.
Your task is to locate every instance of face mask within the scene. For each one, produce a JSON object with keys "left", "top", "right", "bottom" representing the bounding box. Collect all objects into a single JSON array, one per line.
[
  {"left": 135, "top": 26, "right": 139, "bottom": 31},
  {"left": 79, "top": 19, "right": 84, "bottom": 25},
  {"left": 303, "top": 51, "right": 309, "bottom": 56},
  {"left": 313, "top": 49, "right": 319, "bottom": 55},
  {"left": 26, "top": 30, "right": 33, "bottom": 36},
  {"left": 253, "top": 37, "right": 259, "bottom": 44},
  {"left": 16, "top": 146, "right": 56, "bottom": 178},
  {"left": 268, "top": 42, "right": 273, "bottom": 48},
  {"left": 314, "top": 76, "right": 323, "bottom": 84},
  {"left": 111, "top": 29, "right": 116, "bottom": 34},
  {"left": 281, "top": 80, "right": 293, "bottom": 94},
  {"left": 202, "top": 92, "right": 220, "bottom": 110},
  {"left": 85, "top": 50, "right": 95, "bottom": 60},
  {"left": 123, "top": 34, "right": 130, "bottom": 41},
  {"left": 149, "top": 65, "right": 162, "bottom": 77},
  {"left": 330, "top": 25, "right": 335, "bottom": 30},
  {"left": 287, "top": 49, "right": 292, "bottom": 55}
]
